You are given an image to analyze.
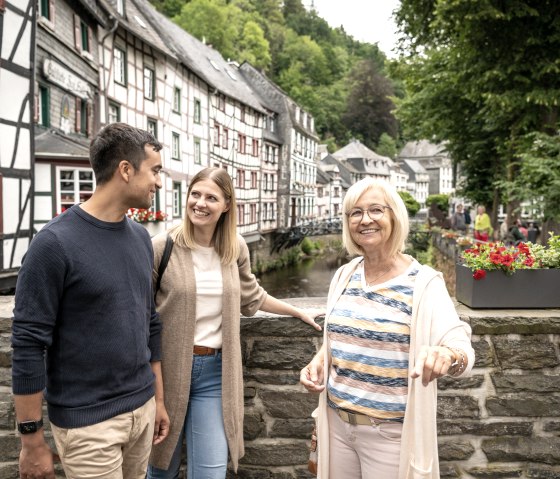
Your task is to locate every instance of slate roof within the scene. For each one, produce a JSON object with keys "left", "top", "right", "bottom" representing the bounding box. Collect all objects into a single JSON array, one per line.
[
  {"left": 332, "top": 139, "right": 392, "bottom": 177},
  {"left": 100, "top": 0, "right": 175, "bottom": 58},
  {"left": 320, "top": 155, "right": 352, "bottom": 189},
  {"left": 135, "top": 0, "right": 265, "bottom": 113},
  {"left": 35, "top": 127, "right": 90, "bottom": 159},
  {"left": 400, "top": 159, "right": 430, "bottom": 181},
  {"left": 398, "top": 140, "right": 447, "bottom": 159}
]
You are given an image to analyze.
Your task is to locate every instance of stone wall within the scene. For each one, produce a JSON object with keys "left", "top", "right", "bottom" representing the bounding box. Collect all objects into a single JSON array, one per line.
[{"left": 2, "top": 296, "right": 560, "bottom": 478}]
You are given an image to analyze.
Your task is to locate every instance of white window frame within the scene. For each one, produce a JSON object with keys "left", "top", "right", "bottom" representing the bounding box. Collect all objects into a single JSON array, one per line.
[
  {"left": 172, "top": 132, "right": 180, "bottom": 159},
  {"left": 56, "top": 166, "right": 96, "bottom": 214},
  {"left": 114, "top": 47, "right": 126, "bottom": 85}
]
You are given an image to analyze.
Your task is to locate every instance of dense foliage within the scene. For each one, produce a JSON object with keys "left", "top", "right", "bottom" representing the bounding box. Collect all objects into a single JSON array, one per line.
[
  {"left": 393, "top": 0, "right": 560, "bottom": 224},
  {"left": 149, "top": 0, "right": 400, "bottom": 152}
]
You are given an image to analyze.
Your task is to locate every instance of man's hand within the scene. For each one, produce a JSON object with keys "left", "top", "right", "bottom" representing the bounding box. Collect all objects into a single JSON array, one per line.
[
  {"left": 153, "top": 401, "right": 170, "bottom": 445},
  {"left": 19, "top": 437, "right": 56, "bottom": 479},
  {"left": 300, "top": 355, "right": 326, "bottom": 393}
]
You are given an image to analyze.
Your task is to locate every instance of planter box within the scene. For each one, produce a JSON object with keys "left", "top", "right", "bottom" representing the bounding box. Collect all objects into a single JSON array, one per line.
[{"left": 455, "top": 264, "right": 560, "bottom": 309}]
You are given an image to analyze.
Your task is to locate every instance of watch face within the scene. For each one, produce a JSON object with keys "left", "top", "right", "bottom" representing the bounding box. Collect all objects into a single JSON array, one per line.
[{"left": 18, "top": 420, "right": 42, "bottom": 434}]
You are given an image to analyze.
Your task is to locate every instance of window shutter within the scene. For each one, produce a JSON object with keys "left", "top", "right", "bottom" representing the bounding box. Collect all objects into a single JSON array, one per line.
[
  {"left": 49, "top": 0, "right": 55, "bottom": 23},
  {"left": 73, "top": 14, "right": 81, "bottom": 51},
  {"left": 87, "top": 26, "right": 93, "bottom": 53},
  {"left": 34, "top": 94, "right": 39, "bottom": 122},
  {"left": 86, "top": 102, "right": 92, "bottom": 137},
  {"left": 75, "top": 97, "right": 81, "bottom": 133}
]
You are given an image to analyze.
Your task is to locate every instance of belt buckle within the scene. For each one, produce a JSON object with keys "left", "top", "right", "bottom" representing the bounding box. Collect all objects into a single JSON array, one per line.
[{"left": 347, "top": 411, "right": 357, "bottom": 425}]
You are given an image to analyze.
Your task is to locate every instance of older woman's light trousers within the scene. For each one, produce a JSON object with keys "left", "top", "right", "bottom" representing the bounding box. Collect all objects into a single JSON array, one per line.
[{"left": 328, "top": 406, "right": 402, "bottom": 479}]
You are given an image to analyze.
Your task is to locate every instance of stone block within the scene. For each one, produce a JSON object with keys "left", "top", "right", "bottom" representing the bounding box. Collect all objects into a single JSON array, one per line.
[
  {"left": 437, "top": 395, "right": 480, "bottom": 419},
  {"left": 244, "top": 413, "right": 265, "bottom": 441},
  {"left": 527, "top": 463, "right": 560, "bottom": 478},
  {"left": 438, "top": 440, "right": 475, "bottom": 460},
  {"left": 438, "top": 419, "right": 533, "bottom": 436},
  {"left": 0, "top": 433, "right": 20, "bottom": 460},
  {"left": 544, "top": 421, "right": 560, "bottom": 433},
  {"left": 259, "top": 391, "right": 318, "bottom": 419},
  {"left": 465, "top": 465, "right": 523, "bottom": 477},
  {"left": 244, "top": 369, "right": 300, "bottom": 385},
  {"left": 439, "top": 463, "right": 460, "bottom": 477},
  {"left": 0, "top": 464, "right": 19, "bottom": 479},
  {"left": 492, "top": 337, "right": 558, "bottom": 370},
  {"left": 468, "top": 312, "right": 560, "bottom": 335},
  {"left": 241, "top": 317, "right": 323, "bottom": 338},
  {"left": 486, "top": 394, "right": 560, "bottom": 417},
  {"left": 0, "top": 335, "right": 11, "bottom": 368},
  {"left": 482, "top": 437, "right": 560, "bottom": 464},
  {"left": 294, "top": 467, "right": 315, "bottom": 479},
  {"left": 492, "top": 374, "right": 560, "bottom": 393},
  {"left": 0, "top": 367, "right": 11, "bottom": 387},
  {"left": 246, "top": 339, "right": 316, "bottom": 370},
  {"left": 245, "top": 387, "right": 257, "bottom": 399},
  {"left": 241, "top": 442, "right": 308, "bottom": 466},
  {"left": 438, "top": 374, "right": 485, "bottom": 390},
  {"left": 0, "top": 392, "right": 14, "bottom": 430},
  {"left": 472, "top": 338, "right": 495, "bottom": 367},
  {"left": 227, "top": 467, "right": 271, "bottom": 478},
  {"left": 270, "top": 419, "right": 314, "bottom": 439}
]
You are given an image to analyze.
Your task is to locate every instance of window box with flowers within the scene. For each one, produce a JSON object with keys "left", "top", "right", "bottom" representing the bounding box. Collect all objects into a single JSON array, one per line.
[
  {"left": 127, "top": 208, "right": 168, "bottom": 236},
  {"left": 456, "top": 233, "right": 560, "bottom": 308}
]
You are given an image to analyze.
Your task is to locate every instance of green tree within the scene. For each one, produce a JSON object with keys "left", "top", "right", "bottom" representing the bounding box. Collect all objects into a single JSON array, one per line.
[
  {"left": 376, "top": 133, "right": 397, "bottom": 159},
  {"left": 398, "top": 191, "right": 420, "bottom": 217},
  {"left": 238, "top": 20, "right": 271, "bottom": 70}
]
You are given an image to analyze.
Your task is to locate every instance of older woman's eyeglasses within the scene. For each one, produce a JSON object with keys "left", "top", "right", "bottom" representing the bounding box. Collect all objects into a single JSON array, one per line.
[{"left": 346, "top": 204, "right": 392, "bottom": 223}]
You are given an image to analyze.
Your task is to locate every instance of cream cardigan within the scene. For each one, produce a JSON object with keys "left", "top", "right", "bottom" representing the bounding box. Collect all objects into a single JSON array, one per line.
[
  {"left": 314, "top": 256, "right": 475, "bottom": 479},
  {"left": 149, "top": 233, "right": 267, "bottom": 471}
]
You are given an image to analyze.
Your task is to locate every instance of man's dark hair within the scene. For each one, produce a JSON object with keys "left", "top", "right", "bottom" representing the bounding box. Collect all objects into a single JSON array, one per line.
[{"left": 89, "top": 123, "right": 163, "bottom": 185}]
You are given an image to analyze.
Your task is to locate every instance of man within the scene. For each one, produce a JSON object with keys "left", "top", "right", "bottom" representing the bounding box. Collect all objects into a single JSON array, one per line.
[
  {"left": 450, "top": 203, "right": 467, "bottom": 233},
  {"left": 12, "top": 123, "right": 169, "bottom": 478}
]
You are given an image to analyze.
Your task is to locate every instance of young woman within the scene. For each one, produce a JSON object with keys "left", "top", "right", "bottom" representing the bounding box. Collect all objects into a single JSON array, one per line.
[{"left": 147, "top": 167, "right": 321, "bottom": 479}]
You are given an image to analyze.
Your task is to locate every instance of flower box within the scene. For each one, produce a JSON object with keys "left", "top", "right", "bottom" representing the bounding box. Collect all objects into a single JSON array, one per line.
[{"left": 455, "top": 263, "right": 560, "bottom": 309}]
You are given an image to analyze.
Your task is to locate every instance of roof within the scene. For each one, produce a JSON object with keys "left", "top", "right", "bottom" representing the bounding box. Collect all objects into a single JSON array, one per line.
[
  {"left": 77, "top": 0, "right": 107, "bottom": 25},
  {"left": 321, "top": 155, "right": 352, "bottom": 189},
  {"left": 316, "top": 168, "right": 330, "bottom": 185},
  {"left": 100, "top": 0, "right": 175, "bottom": 58},
  {"left": 332, "top": 139, "right": 391, "bottom": 163},
  {"left": 398, "top": 140, "right": 447, "bottom": 159},
  {"left": 35, "top": 128, "right": 90, "bottom": 159},
  {"left": 399, "top": 159, "right": 430, "bottom": 181},
  {"left": 135, "top": 0, "right": 265, "bottom": 113}
]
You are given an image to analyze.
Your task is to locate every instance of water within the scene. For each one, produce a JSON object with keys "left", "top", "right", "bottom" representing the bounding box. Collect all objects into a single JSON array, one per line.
[{"left": 256, "top": 252, "right": 351, "bottom": 299}]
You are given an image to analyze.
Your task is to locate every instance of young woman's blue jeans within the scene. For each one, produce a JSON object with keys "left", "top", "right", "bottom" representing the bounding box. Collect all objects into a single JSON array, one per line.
[{"left": 147, "top": 352, "right": 228, "bottom": 479}]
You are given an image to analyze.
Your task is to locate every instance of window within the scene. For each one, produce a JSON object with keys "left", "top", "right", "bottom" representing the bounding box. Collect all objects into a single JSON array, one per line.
[
  {"left": 237, "top": 169, "right": 245, "bottom": 189},
  {"left": 263, "top": 203, "right": 268, "bottom": 221},
  {"left": 108, "top": 102, "right": 120, "bottom": 123},
  {"left": 238, "top": 134, "right": 246, "bottom": 154},
  {"left": 57, "top": 168, "right": 95, "bottom": 213},
  {"left": 270, "top": 115, "right": 276, "bottom": 133},
  {"left": 114, "top": 47, "right": 126, "bottom": 85},
  {"left": 250, "top": 204, "right": 256, "bottom": 224},
  {"left": 75, "top": 97, "right": 89, "bottom": 136},
  {"left": 271, "top": 174, "right": 275, "bottom": 191},
  {"left": 74, "top": 17, "right": 91, "bottom": 53},
  {"left": 217, "top": 93, "right": 225, "bottom": 111},
  {"left": 39, "top": 0, "right": 54, "bottom": 21},
  {"left": 317, "top": 187, "right": 323, "bottom": 198},
  {"left": 194, "top": 99, "right": 201, "bottom": 123},
  {"left": 222, "top": 128, "right": 228, "bottom": 149},
  {"left": 37, "top": 85, "right": 49, "bottom": 126},
  {"left": 147, "top": 118, "right": 157, "bottom": 138},
  {"left": 265, "top": 145, "right": 270, "bottom": 163},
  {"left": 252, "top": 139, "right": 258, "bottom": 157},
  {"left": 240, "top": 106, "right": 245, "bottom": 123},
  {"left": 116, "top": 0, "right": 124, "bottom": 15},
  {"left": 270, "top": 203, "right": 275, "bottom": 219},
  {"left": 251, "top": 171, "right": 257, "bottom": 189},
  {"left": 144, "top": 67, "right": 155, "bottom": 100},
  {"left": 172, "top": 132, "right": 180, "bottom": 159},
  {"left": 194, "top": 138, "right": 201, "bottom": 164},
  {"left": 237, "top": 205, "right": 245, "bottom": 225},
  {"left": 172, "top": 182, "right": 182, "bottom": 218},
  {"left": 334, "top": 187, "right": 340, "bottom": 198},
  {"left": 173, "top": 87, "right": 181, "bottom": 112},
  {"left": 213, "top": 122, "right": 220, "bottom": 146},
  {"left": 263, "top": 173, "right": 268, "bottom": 191}
]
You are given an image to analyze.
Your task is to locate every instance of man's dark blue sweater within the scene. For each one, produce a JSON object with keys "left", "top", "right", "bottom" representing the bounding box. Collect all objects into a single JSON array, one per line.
[{"left": 12, "top": 205, "right": 162, "bottom": 428}]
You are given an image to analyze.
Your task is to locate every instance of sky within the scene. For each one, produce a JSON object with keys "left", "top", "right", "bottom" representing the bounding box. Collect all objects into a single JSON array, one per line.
[{"left": 308, "top": 0, "right": 401, "bottom": 58}]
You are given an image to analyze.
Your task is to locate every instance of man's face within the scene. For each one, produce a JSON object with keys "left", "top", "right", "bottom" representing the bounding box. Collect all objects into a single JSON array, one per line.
[{"left": 127, "top": 146, "right": 162, "bottom": 209}]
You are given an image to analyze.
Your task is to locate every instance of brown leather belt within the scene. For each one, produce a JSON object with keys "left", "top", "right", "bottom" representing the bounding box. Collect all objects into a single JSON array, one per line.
[
  {"left": 193, "top": 345, "right": 221, "bottom": 356},
  {"left": 336, "top": 409, "right": 392, "bottom": 426}
]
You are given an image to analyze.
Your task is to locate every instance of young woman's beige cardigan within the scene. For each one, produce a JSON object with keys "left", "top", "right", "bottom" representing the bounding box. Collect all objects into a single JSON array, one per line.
[
  {"left": 149, "top": 233, "right": 267, "bottom": 471},
  {"left": 314, "top": 256, "right": 475, "bottom": 479}
]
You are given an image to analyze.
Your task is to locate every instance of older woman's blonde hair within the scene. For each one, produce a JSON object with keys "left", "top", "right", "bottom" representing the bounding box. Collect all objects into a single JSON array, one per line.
[
  {"left": 169, "top": 167, "right": 239, "bottom": 265},
  {"left": 342, "top": 178, "right": 409, "bottom": 258}
]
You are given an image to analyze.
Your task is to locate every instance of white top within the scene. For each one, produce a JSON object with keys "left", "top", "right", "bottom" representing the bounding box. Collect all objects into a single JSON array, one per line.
[{"left": 192, "top": 246, "right": 223, "bottom": 348}]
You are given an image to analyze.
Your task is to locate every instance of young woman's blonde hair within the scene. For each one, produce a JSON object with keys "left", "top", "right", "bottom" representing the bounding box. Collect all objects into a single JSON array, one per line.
[
  {"left": 342, "top": 178, "right": 410, "bottom": 258},
  {"left": 169, "top": 167, "right": 239, "bottom": 265}
]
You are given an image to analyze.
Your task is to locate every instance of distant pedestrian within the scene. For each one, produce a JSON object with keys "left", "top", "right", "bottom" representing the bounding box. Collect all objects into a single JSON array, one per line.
[
  {"left": 527, "top": 222, "right": 539, "bottom": 243},
  {"left": 450, "top": 204, "right": 467, "bottom": 233},
  {"left": 11, "top": 123, "right": 169, "bottom": 479},
  {"left": 474, "top": 205, "right": 492, "bottom": 242}
]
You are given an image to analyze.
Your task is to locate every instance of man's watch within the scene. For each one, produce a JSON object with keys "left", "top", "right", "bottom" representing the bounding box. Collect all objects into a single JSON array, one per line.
[{"left": 17, "top": 418, "right": 44, "bottom": 434}]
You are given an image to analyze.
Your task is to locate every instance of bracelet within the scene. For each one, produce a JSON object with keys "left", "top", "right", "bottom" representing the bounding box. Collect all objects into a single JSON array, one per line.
[{"left": 445, "top": 347, "right": 466, "bottom": 376}]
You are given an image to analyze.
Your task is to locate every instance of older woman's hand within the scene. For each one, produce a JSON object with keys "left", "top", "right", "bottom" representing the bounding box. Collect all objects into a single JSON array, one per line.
[
  {"left": 300, "top": 355, "right": 326, "bottom": 393},
  {"left": 296, "top": 309, "right": 325, "bottom": 332},
  {"left": 411, "top": 345, "right": 455, "bottom": 386}
]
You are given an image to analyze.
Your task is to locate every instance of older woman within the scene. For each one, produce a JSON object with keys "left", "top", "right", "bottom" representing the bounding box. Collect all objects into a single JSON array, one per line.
[
  {"left": 300, "top": 178, "right": 474, "bottom": 479},
  {"left": 149, "top": 167, "right": 321, "bottom": 479}
]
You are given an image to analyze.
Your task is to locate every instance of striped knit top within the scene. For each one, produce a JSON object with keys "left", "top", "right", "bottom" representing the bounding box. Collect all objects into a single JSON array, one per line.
[{"left": 326, "top": 259, "right": 420, "bottom": 422}]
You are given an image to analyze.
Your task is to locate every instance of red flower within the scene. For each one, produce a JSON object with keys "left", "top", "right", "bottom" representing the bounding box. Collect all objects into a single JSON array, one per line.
[
  {"left": 523, "top": 256, "right": 535, "bottom": 267},
  {"left": 473, "top": 269, "right": 487, "bottom": 280}
]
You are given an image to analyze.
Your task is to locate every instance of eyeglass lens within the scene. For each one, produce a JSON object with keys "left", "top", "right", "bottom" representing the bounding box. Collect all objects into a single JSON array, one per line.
[{"left": 349, "top": 205, "right": 386, "bottom": 221}]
